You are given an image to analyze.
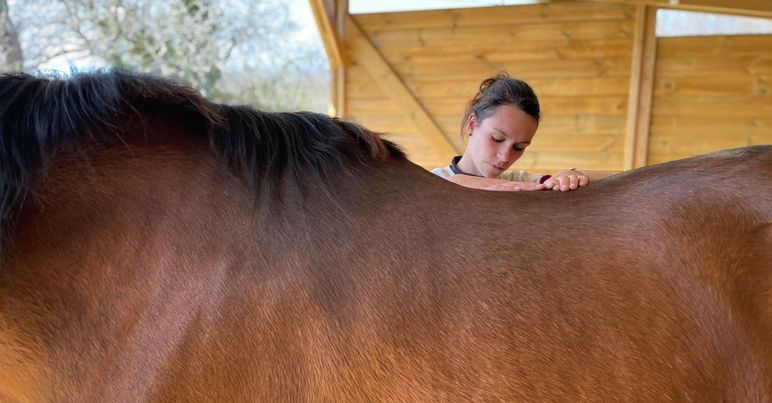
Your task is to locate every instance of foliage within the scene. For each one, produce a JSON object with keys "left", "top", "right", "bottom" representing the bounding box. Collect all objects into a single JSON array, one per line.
[
  {"left": 7, "top": 0, "right": 329, "bottom": 111},
  {"left": 0, "top": 0, "right": 22, "bottom": 72}
]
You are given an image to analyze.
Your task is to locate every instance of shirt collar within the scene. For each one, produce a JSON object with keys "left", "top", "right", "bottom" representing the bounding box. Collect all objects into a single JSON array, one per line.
[{"left": 449, "top": 156, "right": 483, "bottom": 177}]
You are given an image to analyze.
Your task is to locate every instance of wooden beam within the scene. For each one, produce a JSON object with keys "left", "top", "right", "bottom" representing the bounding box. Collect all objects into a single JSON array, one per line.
[
  {"left": 347, "top": 16, "right": 459, "bottom": 159},
  {"left": 309, "top": 0, "right": 343, "bottom": 69},
  {"left": 312, "top": 0, "right": 346, "bottom": 117},
  {"left": 333, "top": 0, "right": 347, "bottom": 117},
  {"left": 581, "top": 0, "right": 772, "bottom": 19},
  {"left": 624, "top": 5, "right": 657, "bottom": 169}
]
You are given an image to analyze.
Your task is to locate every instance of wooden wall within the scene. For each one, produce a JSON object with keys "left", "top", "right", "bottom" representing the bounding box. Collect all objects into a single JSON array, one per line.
[
  {"left": 649, "top": 34, "right": 772, "bottom": 164},
  {"left": 346, "top": 2, "right": 636, "bottom": 171},
  {"left": 330, "top": 1, "right": 771, "bottom": 171}
]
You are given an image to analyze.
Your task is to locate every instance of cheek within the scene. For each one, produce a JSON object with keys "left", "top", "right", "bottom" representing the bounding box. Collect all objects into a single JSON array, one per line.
[
  {"left": 470, "top": 135, "right": 489, "bottom": 154},
  {"left": 480, "top": 137, "right": 498, "bottom": 153}
]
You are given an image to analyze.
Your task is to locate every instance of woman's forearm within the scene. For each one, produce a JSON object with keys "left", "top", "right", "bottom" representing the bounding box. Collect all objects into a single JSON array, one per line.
[{"left": 584, "top": 170, "right": 620, "bottom": 181}]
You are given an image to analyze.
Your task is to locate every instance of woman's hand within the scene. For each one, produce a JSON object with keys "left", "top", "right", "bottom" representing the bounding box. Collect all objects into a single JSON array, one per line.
[
  {"left": 543, "top": 169, "right": 589, "bottom": 192},
  {"left": 446, "top": 175, "right": 545, "bottom": 192}
]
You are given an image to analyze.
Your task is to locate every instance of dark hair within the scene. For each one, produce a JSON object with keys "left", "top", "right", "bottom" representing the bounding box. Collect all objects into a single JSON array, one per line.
[
  {"left": 461, "top": 72, "right": 540, "bottom": 136},
  {"left": 0, "top": 70, "right": 405, "bottom": 257}
]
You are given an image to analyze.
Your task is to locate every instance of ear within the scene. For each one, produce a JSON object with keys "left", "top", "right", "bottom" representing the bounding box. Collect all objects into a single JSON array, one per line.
[{"left": 464, "top": 114, "right": 477, "bottom": 135}]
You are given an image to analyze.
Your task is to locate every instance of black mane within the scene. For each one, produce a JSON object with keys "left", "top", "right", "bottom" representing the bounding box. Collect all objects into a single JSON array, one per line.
[{"left": 0, "top": 69, "right": 404, "bottom": 255}]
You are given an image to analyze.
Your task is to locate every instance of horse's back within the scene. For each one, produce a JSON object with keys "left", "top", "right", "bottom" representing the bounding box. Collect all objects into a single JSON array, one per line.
[
  {"left": 396, "top": 145, "right": 772, "bottom": 400},
  {"left": 562, "top": 145, "right": 772, "bottom": 399},
  {"left": 1, "top": 67, "right": 770, "bottom": 400}
]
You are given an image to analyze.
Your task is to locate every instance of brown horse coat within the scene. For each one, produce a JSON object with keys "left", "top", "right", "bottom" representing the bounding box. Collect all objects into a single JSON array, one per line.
[{"left": 0, "top": 71, "right": 770, "bottom": 401}]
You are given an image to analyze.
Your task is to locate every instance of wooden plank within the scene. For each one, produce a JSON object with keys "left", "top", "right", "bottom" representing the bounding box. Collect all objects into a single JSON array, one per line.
[
  {"left": 347, "top": 16, "right": 458, "bottom": 159},
  {"left": 381, "top": 42, "right": 634, "bottom": 65},
  {"left": 419, "top": 95, "right": 628, "bottom": 117},
  {"left": 654, "top": 76, "right": 768, "bottom": 96},
  {"left": 350, "top": 77, "right": 631, "bottom": 100},
  {"left": 349, "top": 66, "right": 629, "bottom": 95},
  {"left": 347, "top": 100, "right": 401, "bottom": 115},
  {"left": 651, "top": 96, "right": 772, "bottom": 117},
  {"left": 657, "top": 35, "right": 772, "bottom": 58},
  {"left": 655, "top": 55, "right": 772, "bottom": 76},
  {"left": 380, "top": 37, "right": 634, "bottom": 61},
  {"left": 346, "top": 115, "right": 417, "bottom": 133},
  {"left": 363, "top": 20, "right": 635, "bottom": 49},
  {"left": 584, "top": 0, "right": 772, "bottom": 19},
  {"left": 373, "top": 37, "right": 634, "bottom": 57},
  {"left": 528, "top": 78, "right": 631, "bottom": 97},
  {"left": 354, "top": 2, "right": 634, "bottom": 30},
  {"left": 388, "top": 58, "right": 632, "bottom": 81},
  {"left": 623, "top": 5, "right": 656, "bottom": 169},
  {"left": 515, "top": 148, "right": 625, "bottom": 171},
  {"left": 529, "top": 96, "right": 630, "bottom": 115},
  {"left": 538, "top": 115, "right": 628, "bottom": 135},
  {"left": 432, "top": 114, "right": 628, "bottom": 143},
  {"left": 528, "top": 133, "right": 624, "bottom": 153},
  {"left": 432, "top": 111, "right": 628, "bottom": 128},
  {"left": 650, "top": 115, "right": 772, "bottom": 134},
  {"left": 648, "top": 131, "right": 768, "bottom": 164}
]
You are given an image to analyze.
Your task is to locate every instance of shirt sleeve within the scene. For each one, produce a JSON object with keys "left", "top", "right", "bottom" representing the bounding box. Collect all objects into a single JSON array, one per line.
[
  {"left": 430, "top": 166, "right": 455, "bottom": 178},
  {"left": 498, "top": 170, "right": 544, "bottom": 183}
]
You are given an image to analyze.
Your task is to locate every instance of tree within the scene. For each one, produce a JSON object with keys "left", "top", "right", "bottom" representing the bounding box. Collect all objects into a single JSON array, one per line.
[
  {"left": 0, "top": 0, "right": 22, "bottom": 72},
  {"left": 7, "top": 0, "right": 328, "bottom": 111}
]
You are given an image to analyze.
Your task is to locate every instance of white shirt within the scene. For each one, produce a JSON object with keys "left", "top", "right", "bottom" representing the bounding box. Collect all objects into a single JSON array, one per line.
[{"left": 431, "top": 156, "right": 546, "bottom": 183}]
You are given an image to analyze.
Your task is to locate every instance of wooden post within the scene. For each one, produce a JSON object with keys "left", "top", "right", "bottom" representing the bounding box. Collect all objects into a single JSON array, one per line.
[
  {"left": 309, "top": 0, "right": 347, "bottom": 117},
  {"left": 309, "top": 0, "right": 343, "bottom": 69},
  {"left": 624, "top": 5, "right": 657, "bottom": 169},
  {"left": 333, "top": 0, "right": 347, "bottom": 117}
]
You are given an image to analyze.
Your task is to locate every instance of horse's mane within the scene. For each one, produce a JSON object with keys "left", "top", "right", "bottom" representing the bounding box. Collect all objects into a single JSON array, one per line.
[{"left": 0, "top": 69, "right": 405, "bottom": 255}]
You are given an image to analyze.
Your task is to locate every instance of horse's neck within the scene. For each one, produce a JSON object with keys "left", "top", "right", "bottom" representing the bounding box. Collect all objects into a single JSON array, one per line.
[
  {"left": 6, "top": 141, "right": 254, "bottom": 399},
  {"left": 5, "top": 143, "right": 430, "bottom": 399}
]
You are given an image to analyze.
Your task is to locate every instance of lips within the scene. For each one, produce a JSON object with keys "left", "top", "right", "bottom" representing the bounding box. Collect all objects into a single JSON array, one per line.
[{"left": 490, "top": 162, "right": 507, "bottom": 171}]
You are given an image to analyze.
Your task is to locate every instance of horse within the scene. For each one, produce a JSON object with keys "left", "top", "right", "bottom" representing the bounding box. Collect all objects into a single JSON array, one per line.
[{"left": 0, "top": 70, "right": 770, "bottom": 402}]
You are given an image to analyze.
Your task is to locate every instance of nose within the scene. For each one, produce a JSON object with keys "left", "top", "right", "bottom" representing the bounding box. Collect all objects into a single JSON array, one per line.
[{"left": 497, "top": 147, "right": 515, "bottom": 162}]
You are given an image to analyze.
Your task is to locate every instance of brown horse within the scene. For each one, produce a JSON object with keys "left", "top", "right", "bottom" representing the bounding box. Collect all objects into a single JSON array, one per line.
[{"left": 0, "top": 70, "right": 770, "bottom": 402}]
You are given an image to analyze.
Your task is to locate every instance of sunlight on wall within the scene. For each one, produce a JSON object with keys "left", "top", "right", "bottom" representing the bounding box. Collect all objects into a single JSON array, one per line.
[
  {"left": 349, "top": 0, "right": 538, "bottom": 14},
  {"left": 657, "top": 9, "right": 772, "bottom": 37}
]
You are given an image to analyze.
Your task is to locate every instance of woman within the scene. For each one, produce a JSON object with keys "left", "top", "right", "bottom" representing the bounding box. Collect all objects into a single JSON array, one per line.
[{"left": 432, "top": 73, "right": 612, "bottom": 191}]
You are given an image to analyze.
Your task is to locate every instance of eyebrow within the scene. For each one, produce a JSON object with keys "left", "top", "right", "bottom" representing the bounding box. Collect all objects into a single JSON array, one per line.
[{"left": 493, "top": 128, "right": 530, "bottom": 145}]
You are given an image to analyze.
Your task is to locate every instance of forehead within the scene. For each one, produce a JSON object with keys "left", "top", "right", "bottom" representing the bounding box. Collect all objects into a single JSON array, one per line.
[
  {"left": 481, "top": 104, "right": 535, "bottom": 124},
  {"left": 479, "top": 105, "right": 538, "bottom": 139}
]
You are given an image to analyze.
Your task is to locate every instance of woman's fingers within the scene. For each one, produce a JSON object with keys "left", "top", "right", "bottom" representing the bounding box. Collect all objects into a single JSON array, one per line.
[
  {"left": 547, "top": 173, "right": 588, "bottom": 191},
  {"left": 569, "top": 174, "right": 579, "bottom": 190}
]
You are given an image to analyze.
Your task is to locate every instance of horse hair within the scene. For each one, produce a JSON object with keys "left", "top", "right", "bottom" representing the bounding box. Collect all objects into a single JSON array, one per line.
[{"left": 0, "top": 69, "right": 405, "bottom": 256}]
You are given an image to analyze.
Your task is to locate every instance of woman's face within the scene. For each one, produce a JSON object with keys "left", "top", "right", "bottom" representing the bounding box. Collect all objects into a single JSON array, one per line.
[{"left": 458, "top": 104, "right": 538, "bottom": 178}]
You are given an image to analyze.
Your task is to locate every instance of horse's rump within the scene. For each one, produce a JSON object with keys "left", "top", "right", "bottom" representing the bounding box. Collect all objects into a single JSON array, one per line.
[{"left": 0, "top": 70, "right": 770, "bottom": 401}]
